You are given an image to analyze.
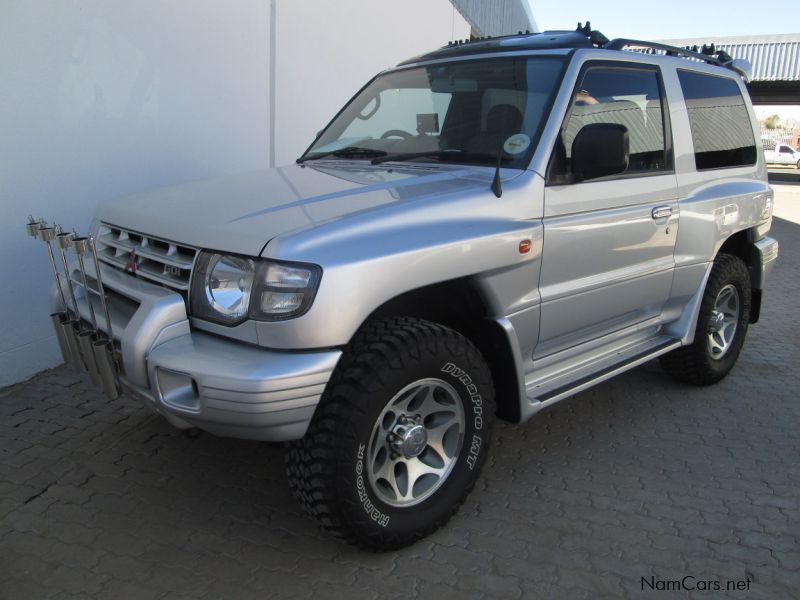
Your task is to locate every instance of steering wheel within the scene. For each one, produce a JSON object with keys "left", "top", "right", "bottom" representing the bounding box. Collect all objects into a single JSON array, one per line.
[{"left": 381, "top": 129, "right": 415, "bottom": 140}]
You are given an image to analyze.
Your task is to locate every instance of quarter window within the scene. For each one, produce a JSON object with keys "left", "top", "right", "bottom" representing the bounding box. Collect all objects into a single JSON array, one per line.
[
  {"left": 677, "top": 70, "right": 757, "bottom": 170},
  {"left": 549, "top": 66, "right": 670, "bottom": 184}
]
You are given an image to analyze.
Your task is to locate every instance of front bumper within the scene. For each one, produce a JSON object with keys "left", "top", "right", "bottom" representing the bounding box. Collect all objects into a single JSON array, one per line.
[{"left": 55, "top": 261, "right": 341, "bottom": 441}]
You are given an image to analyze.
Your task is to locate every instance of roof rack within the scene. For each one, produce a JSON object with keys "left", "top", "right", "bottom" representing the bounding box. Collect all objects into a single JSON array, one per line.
[
  {"left": 404, "top": 22, "right": 751, "bottom": 80},
  {"left": 604, "top": 39, "right": 729, "bottom": 67},
  {"left": 604, "top": 38, "right": 750, "bottom": 80}
]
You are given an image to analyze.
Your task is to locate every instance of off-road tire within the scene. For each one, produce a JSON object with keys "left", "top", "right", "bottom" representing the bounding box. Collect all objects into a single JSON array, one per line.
[
  {"left": 660, "top": 254, "right": 751, "bottom": 385},
  {"left": 285, "top": 317, "right": 495, "bottom": 551}
]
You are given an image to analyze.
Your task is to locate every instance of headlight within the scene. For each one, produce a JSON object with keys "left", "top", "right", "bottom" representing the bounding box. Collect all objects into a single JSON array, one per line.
[
  {"left": 191, "top": 253, "right": 256, "bottom": 324},
  {"left": 190, "top": 252, "right": 321, "bottom": 325}
]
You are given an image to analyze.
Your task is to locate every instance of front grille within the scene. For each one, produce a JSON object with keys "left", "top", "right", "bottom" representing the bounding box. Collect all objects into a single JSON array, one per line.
[{"left": 95, "top": 224, "right": 198, "bottom": 291}]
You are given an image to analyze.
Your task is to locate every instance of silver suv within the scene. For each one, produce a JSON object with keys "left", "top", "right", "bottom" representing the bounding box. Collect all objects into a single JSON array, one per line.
[{"left": 27, "top": 25, "right": 779, "bottom": 550}]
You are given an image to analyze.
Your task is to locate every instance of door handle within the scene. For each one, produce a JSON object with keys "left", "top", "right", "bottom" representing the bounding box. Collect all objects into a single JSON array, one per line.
[{"left": 652, "top": 206, "right": 672, "bottom": 220}]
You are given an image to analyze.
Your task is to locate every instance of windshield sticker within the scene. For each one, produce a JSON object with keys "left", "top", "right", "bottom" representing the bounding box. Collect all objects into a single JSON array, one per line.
[{"left": 503, "top": 134, "right": 531, "bottom": 155}]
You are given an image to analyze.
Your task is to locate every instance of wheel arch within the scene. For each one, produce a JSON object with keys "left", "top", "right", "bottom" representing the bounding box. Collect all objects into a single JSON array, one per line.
[
  {"left": 716, "top": 228, "right": 763, "bottom": 323},
  {"left": 363, "top": 278, "right": 523, "bottom": 423}
]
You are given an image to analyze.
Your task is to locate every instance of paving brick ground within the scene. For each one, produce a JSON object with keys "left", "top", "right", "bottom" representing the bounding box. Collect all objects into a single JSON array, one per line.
[{"left": 1, "top": 215, "right": 798, "bottom": 599}]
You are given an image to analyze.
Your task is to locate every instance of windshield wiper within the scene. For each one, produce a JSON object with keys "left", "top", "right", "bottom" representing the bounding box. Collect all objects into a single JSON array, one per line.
[
  {"left": 296, "top": 147, "right": 387, "bottom": 163},
  {"left": 370, "top": 149, "right": 509, "bottom": 165}
]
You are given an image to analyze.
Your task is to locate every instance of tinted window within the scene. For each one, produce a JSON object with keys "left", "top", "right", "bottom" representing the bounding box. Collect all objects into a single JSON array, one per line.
[
  {"left": 549, "top": 66, "right": 670, "bottom": 184},
  {"left": 677, "top": 70, "right": 756, "bottom": 170}
]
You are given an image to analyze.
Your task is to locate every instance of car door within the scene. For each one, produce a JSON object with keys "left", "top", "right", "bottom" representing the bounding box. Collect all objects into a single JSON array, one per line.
[
  {"left": 778, "top": 145, "right": 794, "bottom": 165},
  {"left": 536, "top": 62, "right": 679, "bottom": 359}
]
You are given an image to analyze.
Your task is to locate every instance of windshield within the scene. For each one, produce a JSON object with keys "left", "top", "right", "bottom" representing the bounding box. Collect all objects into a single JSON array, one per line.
[{"left": 302, "top": 56, "right": 566, "bottom": 168}]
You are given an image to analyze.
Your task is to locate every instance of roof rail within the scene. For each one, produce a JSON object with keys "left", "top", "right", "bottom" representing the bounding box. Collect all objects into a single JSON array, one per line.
[
  {"left": 605, "top": 38, "right": 734, "bottom": 69},
  {"left": 403, "top": 23, "right": 751, "bottom": 80},
  {"left": 439, "top": 21, "right": 608, "bottom": 51},
  {"left": 605, "top": 38, "right": 752, "bottom": 81}
]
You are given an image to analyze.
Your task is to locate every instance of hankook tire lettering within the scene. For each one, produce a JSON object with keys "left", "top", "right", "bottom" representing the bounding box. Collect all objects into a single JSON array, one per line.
[{"left": 356, "top": 444, "right": 390, "bottom": 527}]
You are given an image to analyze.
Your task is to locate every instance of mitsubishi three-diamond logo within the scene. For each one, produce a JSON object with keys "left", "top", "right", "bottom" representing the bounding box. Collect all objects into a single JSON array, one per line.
[{"left": 126, "top": 248, "right": 137, "bottom": 274}]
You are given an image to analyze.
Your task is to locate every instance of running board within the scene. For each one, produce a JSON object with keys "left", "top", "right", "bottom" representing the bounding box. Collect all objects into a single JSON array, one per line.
[{"left": 527, "top": 338, "right": 681, "bottom": 408}]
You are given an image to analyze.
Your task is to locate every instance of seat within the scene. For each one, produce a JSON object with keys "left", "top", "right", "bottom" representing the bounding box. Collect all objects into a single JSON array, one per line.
[{"left": 465, "top": 103, "right": 524, "bottom": 153}]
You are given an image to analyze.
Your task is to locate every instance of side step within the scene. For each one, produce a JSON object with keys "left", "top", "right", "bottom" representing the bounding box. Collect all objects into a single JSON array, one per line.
[{"left": 527, "top": 337, "right": 681, "bottom": 408}]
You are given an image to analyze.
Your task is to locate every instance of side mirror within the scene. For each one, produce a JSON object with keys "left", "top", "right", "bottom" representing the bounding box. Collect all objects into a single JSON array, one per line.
[{"left": 572, "top": 123, "right": 629, "bottom": 181}]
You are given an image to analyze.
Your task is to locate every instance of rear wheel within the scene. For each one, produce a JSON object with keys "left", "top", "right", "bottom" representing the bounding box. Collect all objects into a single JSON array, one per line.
[
  {"left": 660, "top": 254, "right": 751, "bottom": 385},
  {"left": 285, "top": 317, "right": 494, "bottom": 550}
]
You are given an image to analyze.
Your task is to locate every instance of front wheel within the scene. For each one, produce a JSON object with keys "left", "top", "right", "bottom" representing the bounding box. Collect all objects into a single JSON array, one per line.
[
  {"left": 660, "top": 254, "right": 751, "bottom": 385},
  {"left": 285, "top": 317, "right": 494, "bottom": 550}
]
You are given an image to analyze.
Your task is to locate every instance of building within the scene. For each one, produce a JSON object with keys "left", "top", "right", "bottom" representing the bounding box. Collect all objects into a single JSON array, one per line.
[{"left": 659, "top": 34, "right": 800, "bottom": 104}]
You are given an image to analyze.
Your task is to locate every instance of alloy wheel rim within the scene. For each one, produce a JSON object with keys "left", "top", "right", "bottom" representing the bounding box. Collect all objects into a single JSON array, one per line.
[
  {"left": 366, "top": 378, "right": 465, "bottom": 507},
  {"left": 707, "top": 283, "right": 740, "bottom": 360}
]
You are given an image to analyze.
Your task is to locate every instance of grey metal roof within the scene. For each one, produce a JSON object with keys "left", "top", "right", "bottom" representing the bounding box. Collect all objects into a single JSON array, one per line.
[
  {"left": 450, "top": 0, "right": 537, "bottom": 38},
  {"left": 658, "top": 34, "right": 800, "bottom": 82}
]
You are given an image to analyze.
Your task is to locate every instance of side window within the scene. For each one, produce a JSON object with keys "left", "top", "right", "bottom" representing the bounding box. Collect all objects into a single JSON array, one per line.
[
  {"left": 549, "top": 65, "right": 670, "bottom": 184},
  {"left": 677, "top": 70, "right": 757, "bottom": 170}
]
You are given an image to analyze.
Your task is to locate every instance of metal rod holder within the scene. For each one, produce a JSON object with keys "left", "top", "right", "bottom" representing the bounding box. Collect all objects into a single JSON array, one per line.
[
  {"left": 71, "top": 236, "right": 99, "bottom": 329},
  {"left": 70, "top": 235, "right": 103, "bottom": 385},
  {"left": 26, "top": 217, "right": 79, "bottom": 368},
  {"left": 93, "top": 338, "right": 120, "bottom": 400},
  {"left": 60, "top": 317, "right": 85, "bottom": 371},
  {"left": 85, "top": 235, "right": 120, "bottom": 398},
  {"left": 34, "top": 222, "right": 68, "bottom": 315},
  {"left": 87, "top": 236, "right": 115, "bottom": 344},
  {"left": 54, "top": 226, "right": 91, "bottom": 373},
  {"left": 27, "top": 217, "right": 122, "bottom": 398},
  {"left": 26, "top": 215, "right": 41, "bottom": 238},
  {"left": 55, "top": 227, "right": 81, "bottom": 323},
  {"left": 78, "top": 330, "right": 102, "bottom": 385}
]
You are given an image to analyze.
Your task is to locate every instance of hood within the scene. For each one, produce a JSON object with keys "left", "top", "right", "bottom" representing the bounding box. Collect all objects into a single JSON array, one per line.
[{"left": 94, "top": 162, "right": 500, "bottom": 256}]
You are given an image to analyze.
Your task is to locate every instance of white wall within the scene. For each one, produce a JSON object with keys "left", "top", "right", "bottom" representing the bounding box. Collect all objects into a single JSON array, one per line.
[
  {"left": 0, "top": 1, "right": 468, "bottom": 387},
  {"left": 273, "top": 0, "right": 470, "bottom": 165},
  {"left": 0, "top": 1, "right": 271, "bottom": 387}
]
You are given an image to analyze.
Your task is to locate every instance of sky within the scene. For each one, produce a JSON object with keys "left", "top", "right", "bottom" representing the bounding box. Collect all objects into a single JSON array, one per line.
[{"left": 529, "top": 0, "right": 799, "bottom": 40}]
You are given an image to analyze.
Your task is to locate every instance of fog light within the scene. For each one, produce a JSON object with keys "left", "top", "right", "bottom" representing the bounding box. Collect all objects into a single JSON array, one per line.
[
  {"left": 261, "top": 291, "right": 305, "bottom": 314},
  {"left": 156, "top": 368, "right": 199, "bottom": 411}
]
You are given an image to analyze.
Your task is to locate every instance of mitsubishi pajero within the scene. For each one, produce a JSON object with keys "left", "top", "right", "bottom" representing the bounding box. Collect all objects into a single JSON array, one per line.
[{"left": 28, "top": 24, "right": 779, "bottom": 550}]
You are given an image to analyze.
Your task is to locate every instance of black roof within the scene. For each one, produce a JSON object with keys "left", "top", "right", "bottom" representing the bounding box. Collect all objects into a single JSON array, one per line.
[
  {"left": 397, "top": 23, "right": 740, "bottom": 76},
  {"left": 398, "top": 31, "right": 594, "bottom": 66}
]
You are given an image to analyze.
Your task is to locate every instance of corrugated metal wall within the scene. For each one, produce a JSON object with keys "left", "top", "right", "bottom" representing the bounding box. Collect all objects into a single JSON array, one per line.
[
  {"left": 450, "top": 0, "right": 537, "bottom": 37},
  {"left": 660, "top": 34, "right": 800, "bottom": 82}
]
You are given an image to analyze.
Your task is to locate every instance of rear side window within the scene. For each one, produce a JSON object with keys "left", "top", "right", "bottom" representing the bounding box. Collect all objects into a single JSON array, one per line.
[
  {"left": 548, "top": 65, "right": 671, "bottom": 184},
  {"left": 677, "top": 70, "right": 757, "bottom": 170}
]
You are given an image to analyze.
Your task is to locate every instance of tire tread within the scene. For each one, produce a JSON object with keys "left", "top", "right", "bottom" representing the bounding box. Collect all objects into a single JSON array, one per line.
[
  {"left": 661, "top": 254, "right": 751, "bottom": 386},
  {"left": 285, "top": 316, "right": 494, "bottom": 550}
]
